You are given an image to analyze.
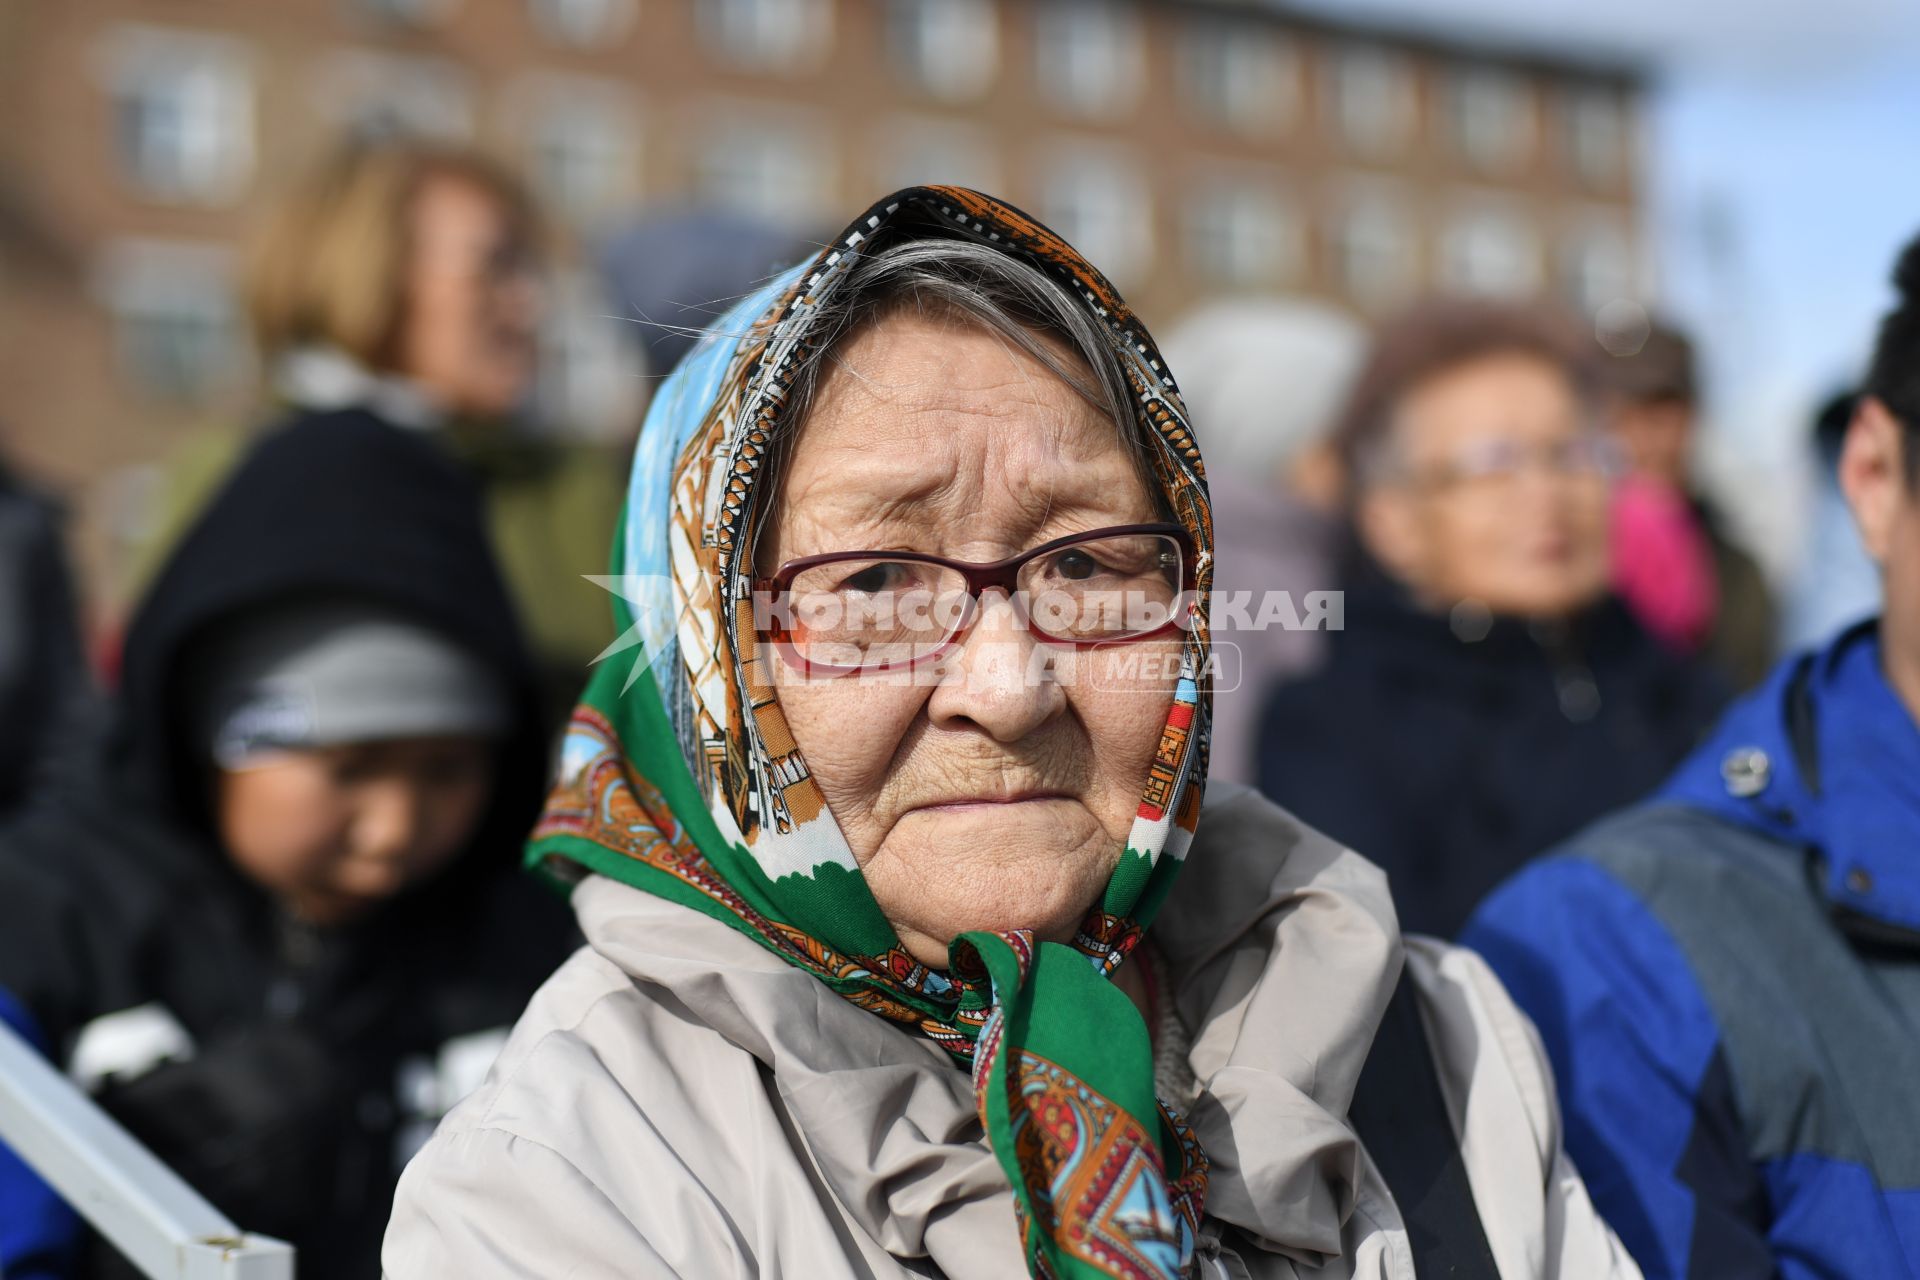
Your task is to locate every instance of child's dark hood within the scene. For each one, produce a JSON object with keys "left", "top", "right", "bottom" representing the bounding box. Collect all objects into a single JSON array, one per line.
[{"left": 111, "top": 408, "right": 550, "bottom": 887}]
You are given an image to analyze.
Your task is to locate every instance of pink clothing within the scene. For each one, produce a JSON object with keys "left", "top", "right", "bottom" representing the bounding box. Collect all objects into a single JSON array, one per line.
[{"left": 1610, "top": 475, "right": 1718, "bottom": 654}]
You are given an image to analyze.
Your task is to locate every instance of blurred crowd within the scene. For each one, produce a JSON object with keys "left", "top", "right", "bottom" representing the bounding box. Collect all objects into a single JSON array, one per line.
[{"left": 0, "top": 129, "right": 1911, "bottom": 1280}]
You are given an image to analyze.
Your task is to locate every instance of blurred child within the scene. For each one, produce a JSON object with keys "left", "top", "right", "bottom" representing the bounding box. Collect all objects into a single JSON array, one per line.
[{"left": 0, "top": 410, "right": 576, "bottom": 1277}]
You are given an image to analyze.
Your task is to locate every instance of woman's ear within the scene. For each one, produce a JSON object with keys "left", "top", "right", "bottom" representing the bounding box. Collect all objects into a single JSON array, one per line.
[{"left": 1840, "top": 396, "right": 1908, "bottom": 565}]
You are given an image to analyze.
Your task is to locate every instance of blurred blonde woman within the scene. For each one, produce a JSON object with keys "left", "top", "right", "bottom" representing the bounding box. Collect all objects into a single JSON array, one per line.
[
  {"left": 135, "top": 137, "right": 622, "bottom": 713},
  {"left": 248, "top": 137, "right": 543, "bottom": 426}
]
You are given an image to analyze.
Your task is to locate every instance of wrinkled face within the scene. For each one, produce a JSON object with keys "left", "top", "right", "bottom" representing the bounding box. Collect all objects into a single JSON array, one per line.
[
  {"left": 397, "top": 175, "right": 542, "bottom": 419},
  {"left": 216, "top": 736, "right": 495, "bottom": 925},
  {"left": 761, "top": 311, "right": 1178, "bottom": 968},
  {"left": 1360, "top": 353, "right": 1613, "bottom": 621}
]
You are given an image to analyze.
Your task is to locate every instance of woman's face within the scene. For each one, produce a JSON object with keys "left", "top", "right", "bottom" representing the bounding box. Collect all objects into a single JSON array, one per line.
[
  {"left": 397, "top": 174, "right": 543, "bottom": 418},
  {"left": 762, "top": 311, "right": 1179, "bottom": 967},
  {"left": 1360, "top": 352, "right": 1613, "bottom": 620}
]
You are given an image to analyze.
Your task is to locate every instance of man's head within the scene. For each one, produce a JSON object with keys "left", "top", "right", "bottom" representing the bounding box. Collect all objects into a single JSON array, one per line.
[
  {"left": 1338, "top": 298, "right": 1615, "bottom": 621},
  {"left": 1844, "top": 233, "right": 1920, "bottom": 716},
  {"left": 1603, "top": 320, "right": 1698, "bottom": 489}
]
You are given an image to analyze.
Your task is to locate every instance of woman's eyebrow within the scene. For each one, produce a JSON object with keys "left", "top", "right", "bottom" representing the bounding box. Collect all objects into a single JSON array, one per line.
[
  {"left": 827, "top": 471, "right": 1123, "bottom": 523},
  {"left": 793, "top": 467, "right": 956, "bottom": 522}
]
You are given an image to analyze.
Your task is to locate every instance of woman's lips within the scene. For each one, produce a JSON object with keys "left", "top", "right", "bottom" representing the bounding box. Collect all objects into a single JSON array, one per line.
[{"left": 911, "top": 792, "right": 1074, "bottom": 814}]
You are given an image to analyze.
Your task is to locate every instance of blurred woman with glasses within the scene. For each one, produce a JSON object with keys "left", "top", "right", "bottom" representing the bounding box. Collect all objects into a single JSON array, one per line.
[{"left": 1256, "top": 298, "right": 1727, "bottom": 939}]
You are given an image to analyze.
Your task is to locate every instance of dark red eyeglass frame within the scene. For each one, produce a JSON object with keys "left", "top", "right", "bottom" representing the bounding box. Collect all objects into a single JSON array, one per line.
[{"left": 754, "top": 521, "right": 1198, "bottom": 676}]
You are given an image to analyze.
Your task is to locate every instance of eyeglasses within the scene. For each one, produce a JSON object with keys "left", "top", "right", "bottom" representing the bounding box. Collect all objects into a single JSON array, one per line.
[
  {"left": 1400, "top": 434, "right": 1623, "bottom": 492},
  {"left": 755, "top": 523, "right": 1196, "bottom": 676}
]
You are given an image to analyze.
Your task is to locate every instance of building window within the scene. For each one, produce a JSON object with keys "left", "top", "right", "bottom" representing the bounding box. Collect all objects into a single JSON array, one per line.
[
  {"left": 695, "top": 0, "right": 833, "bottom": 74},
  {"left": 1439, "top": 197, "right": 1542, "bottom": 296},
  {"left": 94, "top": 239, "right": 242, "bottom": 403},
  {"left": 1559, "top": 215, "right": 1635, "bottom": 317},
  {"left": 1038, "top": 144, "right": 1152, "bottom": 285},
  {"left": 696, "top": 111, "right": 835, "bottom": 228},
  {"left": 318, "top": 51, "right": 472, "bottom": 140},
  {"left": 1176, "top": 17, "right": 1298, "bottom": 138},
  {"left": 1565, "top": 85, "right": 1626, "bottom": 187},
  {"left": 1185, "top": 177, "right": 1301, "bottom": 288},
  {"left": 518, "top": 76, "right": 639, "bottom": 226},
  {"left": 1330, "top": 183, "right": 1417, "bottom": 308},
  {"left": 887, "top": 0, "right": 997, "bottom": 101},
  {"left": 97, "top": 27, "right": 253, "bottom": 205},
  {"left": 528, "top": 0, "right": 636, "bottom": 46},
  {"left": 1325, "top": 41, "right": 1416, "bottom": 160},
  {"left": 1449, "top": 65, "right": 1534, "bottom": 174},
  {"left": 879, "top": 117, "right": 1001, "bottom": 194},
  {"left": 537, "top": 272, "right": 646, "bottom": 441},
  {"left": 1034, "top": 0, "right": 1145, "bottom": 119}
]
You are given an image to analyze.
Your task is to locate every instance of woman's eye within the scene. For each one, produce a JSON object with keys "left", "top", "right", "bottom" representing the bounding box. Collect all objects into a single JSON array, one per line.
[
  {"left": 1052, "top": 550, "right": 1100, "bottom": 582},
  {"left": 839, "top": 563, "right": 905, "bottom": 594}
]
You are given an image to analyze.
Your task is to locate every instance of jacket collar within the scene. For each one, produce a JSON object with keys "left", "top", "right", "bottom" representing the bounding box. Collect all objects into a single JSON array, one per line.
[
  {"left": 1335, "top": 564, "right": 1647, "bottom": 675},
  {"left": 1660, "top": 619, "right": 1920, "bottom": 938},
  {"left": 274, "top": 346, "right": 447, "bottom": 433}
]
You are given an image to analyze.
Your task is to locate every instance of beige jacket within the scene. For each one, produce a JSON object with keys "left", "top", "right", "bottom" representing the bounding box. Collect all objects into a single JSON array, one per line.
[{"left": 384, "top": 785, "right": 1640, "bottom": 1279}]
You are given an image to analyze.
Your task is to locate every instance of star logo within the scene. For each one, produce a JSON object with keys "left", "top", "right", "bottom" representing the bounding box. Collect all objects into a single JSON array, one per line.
[{"left": 583, "top": 572, "right": 720, "bottom": 693}]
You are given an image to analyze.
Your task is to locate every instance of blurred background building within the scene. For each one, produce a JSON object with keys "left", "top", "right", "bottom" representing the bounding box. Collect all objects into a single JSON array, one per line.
[{"left": 0, "top": 0, "right": 1646, "bottom": 629}]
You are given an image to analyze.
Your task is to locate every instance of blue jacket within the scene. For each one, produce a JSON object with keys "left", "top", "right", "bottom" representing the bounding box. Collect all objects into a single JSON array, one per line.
[
  {"left": 1465, "top": 621, "right": 1920, "bottom": 1280},
  {"left": 0, "top": 987, "right": 79, "bottom": 1279}
]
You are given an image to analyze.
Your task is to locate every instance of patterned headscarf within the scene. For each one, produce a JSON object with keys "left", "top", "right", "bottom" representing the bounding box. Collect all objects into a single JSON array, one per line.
[{"left": 531, "top": 188, "right": 1214, "bottom": 1279}]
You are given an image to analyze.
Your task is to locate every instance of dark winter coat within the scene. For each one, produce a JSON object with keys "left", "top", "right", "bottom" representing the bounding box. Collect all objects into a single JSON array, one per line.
[
  {"left": 0, "top": 463, "right": 85, "bottom": 817},
  {"left": 1256, "top": 568, "right": 1725, "bottom": 938}
]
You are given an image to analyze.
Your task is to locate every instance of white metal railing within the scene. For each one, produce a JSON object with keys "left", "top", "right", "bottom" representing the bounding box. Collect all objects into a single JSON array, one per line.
[{"left": 0, "top": 1018, "right": 294, "bottom": 1278}]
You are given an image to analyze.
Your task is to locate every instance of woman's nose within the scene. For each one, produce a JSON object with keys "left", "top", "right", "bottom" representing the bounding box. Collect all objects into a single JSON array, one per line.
[{"left": 924, "top": 589, "right": 1067, "bottom": 742}]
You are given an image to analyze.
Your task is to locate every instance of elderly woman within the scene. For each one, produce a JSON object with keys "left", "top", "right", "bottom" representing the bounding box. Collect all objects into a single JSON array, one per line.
[{"left": 384, "top": 190, "right": 1637, "bottom": 1279}]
